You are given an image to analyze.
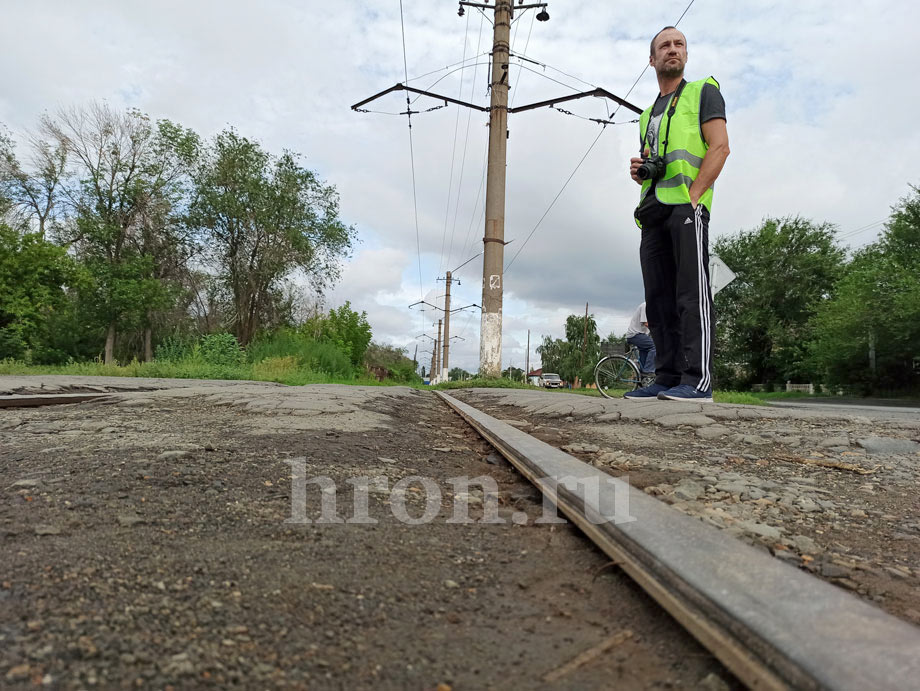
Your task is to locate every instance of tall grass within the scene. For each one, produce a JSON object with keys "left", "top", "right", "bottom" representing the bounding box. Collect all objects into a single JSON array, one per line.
[
  {"left": 0, "top": 329, "right": 378, "bottom": 386},
  {"left": 247, "top": 329, "right": 354, "bottom": 379}
]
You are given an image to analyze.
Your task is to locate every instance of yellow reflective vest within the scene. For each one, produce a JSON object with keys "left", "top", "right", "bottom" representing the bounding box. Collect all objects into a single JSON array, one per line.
[{"left": 638, "top": 76, "right": 719, "bottom": 214}]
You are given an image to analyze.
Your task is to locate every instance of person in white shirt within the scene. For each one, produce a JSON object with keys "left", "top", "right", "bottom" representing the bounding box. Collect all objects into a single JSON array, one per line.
[{"left": 624, "top": 302, "right": 656, "bottom": 374}]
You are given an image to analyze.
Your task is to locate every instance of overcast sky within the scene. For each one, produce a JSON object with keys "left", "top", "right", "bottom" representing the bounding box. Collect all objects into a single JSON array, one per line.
[{"left": 2, "top": 1, "right": 917, "bottom": 373}]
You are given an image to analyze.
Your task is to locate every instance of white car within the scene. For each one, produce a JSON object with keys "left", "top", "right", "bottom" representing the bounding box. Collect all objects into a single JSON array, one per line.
[{"left": 541, "top": 373, "right": 563, "bottom": 388}]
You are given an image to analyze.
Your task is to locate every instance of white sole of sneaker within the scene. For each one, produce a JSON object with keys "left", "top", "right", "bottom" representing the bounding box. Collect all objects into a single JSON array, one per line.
[{"left": 658, "top": 395, "right": 713, "bottom": 403}]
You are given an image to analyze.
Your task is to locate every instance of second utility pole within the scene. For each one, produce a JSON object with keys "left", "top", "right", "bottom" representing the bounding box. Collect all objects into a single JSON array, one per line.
[
  {"left": 479, "top": 0, "right": 511, "bottom": 379},
  {"left": 442, "top": 271, "right": 453, "bottom": 380},
  {"left": 436, "top": 318, "right": 443, "bottom": 379}
]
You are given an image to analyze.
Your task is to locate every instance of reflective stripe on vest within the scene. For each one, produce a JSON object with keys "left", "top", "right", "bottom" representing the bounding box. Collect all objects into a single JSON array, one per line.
[{"left": 637, "top": 76, "right": 719, "bottom": 213}]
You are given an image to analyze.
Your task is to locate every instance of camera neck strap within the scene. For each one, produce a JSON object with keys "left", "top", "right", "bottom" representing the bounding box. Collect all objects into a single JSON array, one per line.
[{"left": 643, "top": 78, "right": 687, "bottom": 157}]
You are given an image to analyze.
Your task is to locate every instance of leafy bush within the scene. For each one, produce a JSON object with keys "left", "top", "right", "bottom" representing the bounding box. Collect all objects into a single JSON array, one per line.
[
  {"left": 364, "top": 342, "right": 421, "bottom": 383},
  {"left": 301, "top": 302, "right": 371, "bottom": 368},
  {"left": 197, "top": 332, "right": 245, "bottom": 367},
  {"left": 0, "top": 328, "right": 27, "bottom": 360},
  {"left": 155, "top": 335, "right": 195, "bottom": 363}
]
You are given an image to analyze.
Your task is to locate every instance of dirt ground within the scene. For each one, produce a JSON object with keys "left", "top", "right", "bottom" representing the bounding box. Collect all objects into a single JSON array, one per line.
[
  {"left": 0, "top": 380, "right": 739, "bottom": 690},
  {"left": 452, "top": 389, "right": 920, "bottom": 629}
]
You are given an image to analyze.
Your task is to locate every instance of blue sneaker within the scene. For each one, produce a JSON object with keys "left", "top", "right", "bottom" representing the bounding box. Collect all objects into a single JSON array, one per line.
[
  {"left": 623, "top": 382, "right": 670, "bottom": 400},
  {"left": 657, "top": 384, "right": 713, "bottom": 403}
]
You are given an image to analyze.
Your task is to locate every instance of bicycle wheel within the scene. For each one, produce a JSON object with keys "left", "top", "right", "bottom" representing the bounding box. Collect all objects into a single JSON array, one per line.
[{"left": 594, "top": 355, "right": 642, "bottom": 397}]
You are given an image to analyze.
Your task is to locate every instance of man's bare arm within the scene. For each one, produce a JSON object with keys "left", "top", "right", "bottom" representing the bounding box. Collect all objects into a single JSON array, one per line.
[{"left": 688, "top": 118, "right": 730, "bottom": 207}]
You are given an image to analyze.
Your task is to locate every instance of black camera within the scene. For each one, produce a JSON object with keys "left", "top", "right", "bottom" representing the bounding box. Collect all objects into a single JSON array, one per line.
[{"left": 636, "top": 155, "right": 666, "bottom": 181}]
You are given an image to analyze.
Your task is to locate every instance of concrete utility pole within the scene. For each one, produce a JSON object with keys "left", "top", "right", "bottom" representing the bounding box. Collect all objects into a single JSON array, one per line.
[
  {"left": 525, "top": 328, "right": 530, "bottom": 380},
  {"left": 436, "top": 319, "right": 443, "bottom": 378},
  {"left": 578, "top": 302, "right": 589, "bottom": 388},
  {"left": 442, "top": 271, "right": 453, "bottom": 380},
  {"left": 479, "top": 0, "right": 512, "bottom": 379}
]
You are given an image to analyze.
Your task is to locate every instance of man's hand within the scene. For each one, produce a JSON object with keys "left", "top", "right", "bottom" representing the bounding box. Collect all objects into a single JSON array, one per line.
[{"left": 629, "top": 148, "right": 649, "bottom": 184}]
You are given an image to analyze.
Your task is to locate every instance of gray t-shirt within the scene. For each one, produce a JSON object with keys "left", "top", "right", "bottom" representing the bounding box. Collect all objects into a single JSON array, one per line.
[{"left": 641, "top": 81, "right": 725, "bottom": 207}]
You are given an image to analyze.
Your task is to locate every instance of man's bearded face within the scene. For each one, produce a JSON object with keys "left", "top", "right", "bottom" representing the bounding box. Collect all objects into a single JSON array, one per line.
[{"left": 651, "top": 29, "right": 688, "bottom": 79}]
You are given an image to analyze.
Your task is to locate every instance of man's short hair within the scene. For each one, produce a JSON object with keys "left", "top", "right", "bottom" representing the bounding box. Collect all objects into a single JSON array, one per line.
[{"left": 650, "top": 26, "right": 679, "bottom": 56}]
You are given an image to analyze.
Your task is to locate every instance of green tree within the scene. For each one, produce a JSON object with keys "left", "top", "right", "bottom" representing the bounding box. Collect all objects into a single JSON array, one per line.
[
  {"left": 537, "top": 313, "right": 601, "bottom": 385},
  {"left": 448, "top": 366, "right": 470, "bottom": 381},
  {"left": 502, "top": 366, "right": 524, "bottom": 380},
  {"left": 190, "top": 129, "right": 355, "bottom": 345},
  {"left": 564, "top": 313, "right": 601, "bottom": 385},
  {"left": 713, "top": 217, "right": 846, "bottom": 387},
  {"left": 809, "top": 188, "right": 920, "bottom": 392},
  {"left": 0, "top": 225, "right": 76, "bottom": 359},
  {"left": 0, "top": 125, "right": 67, "bottom": 238},
  {"left": 536, "top": 335, "right": 569, "bottom": 377},
  {"left": 129, "top": 119, "right": 202, "bottom": 360},
  {"left": 43, "top": 104, "right": 182, "bottom": 363}
]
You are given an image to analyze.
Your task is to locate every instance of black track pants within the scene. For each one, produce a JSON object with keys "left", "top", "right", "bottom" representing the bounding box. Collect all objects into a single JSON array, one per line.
[{"left": 637, "top": 201, "right": 715, "bottom": 390}]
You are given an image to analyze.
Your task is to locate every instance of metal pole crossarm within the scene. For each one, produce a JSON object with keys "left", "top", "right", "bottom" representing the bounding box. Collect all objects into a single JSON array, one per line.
[
  {"left": 460, "top": 1, "right": 547, "bottom": 8},
  {"left": 352, "top": 84, "right": 488, "bottom": 113},
  {"left": 408, "top": 300, "right": 441, "bottom": 311},
  {"left": 450, "top": 303, "right": 481, "bottom": 314},
  {"left": 458, "top": 2, "right": 501, "bottom": 9},
  {"left": 509, "top": 87, "right": 642, "bottom": 115}
]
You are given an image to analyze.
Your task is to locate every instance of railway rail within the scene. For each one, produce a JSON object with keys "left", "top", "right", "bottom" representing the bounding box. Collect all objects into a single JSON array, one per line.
[{"left": 437, "top": 391, "right": 920, "bottom": 690}]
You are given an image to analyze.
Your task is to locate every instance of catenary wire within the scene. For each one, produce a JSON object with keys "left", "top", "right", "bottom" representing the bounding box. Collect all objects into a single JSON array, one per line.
[
  {"left": 608, "top": 0, "right": 696, "bottom": 121},
  {"left": 509, "top": 11, "right": 536, "bottom": 107},
  {"left": 399, "top": 0, "right": 424, "bottom": 298},
  {"left": 509, "top": 48, "right": 611, "bottom": 122},
  {"left": 838, "top": 219, "right": 886, "bottom": 240},
  {"left": 438, "top": 7, "right": 473, "bottom": 277},
  {"left": 409, "top": 63, "right": 492, "bottom": 105},
  {"left": 445, "top": 9, "right": 488, "bottom": 274},
  {"left": 454, "top": 3, "right": 531, "bottom": 276},
  {"left": 406, "top": 52, "right": 490, "bottom": 84},
  {"left": 455, "top": 144, "right": 489, "bottom": 278},
  {"left": 510, "top": 50, "right": 598, "bottom": 91},
  {"left": 504, "top": 126, "right": 606, "bottom": 271}
]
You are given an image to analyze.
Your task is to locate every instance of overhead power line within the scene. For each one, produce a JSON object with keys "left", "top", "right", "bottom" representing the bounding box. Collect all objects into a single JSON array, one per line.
[
  {"left": 838, "top": 219, "right": 886, "bottom": 240},
  {"left": 444, "top": 11, "right": 488, "bottom": 275},
  {"left": 399, "top": 0, "right": 424, "bottom": 298},
  {"left": 438, "top": 7, "right": 473, "bottom": 278}
]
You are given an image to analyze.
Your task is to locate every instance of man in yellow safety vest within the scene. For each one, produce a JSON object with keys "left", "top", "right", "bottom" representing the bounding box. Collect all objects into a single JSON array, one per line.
[{"left": 625, "top": 26, "right": 730, "bottom": 403}]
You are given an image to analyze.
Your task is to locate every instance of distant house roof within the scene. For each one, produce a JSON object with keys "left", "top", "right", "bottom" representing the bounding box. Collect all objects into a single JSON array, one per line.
[{"left": 528, "top": 369, "right": 543, "bottom": 377}]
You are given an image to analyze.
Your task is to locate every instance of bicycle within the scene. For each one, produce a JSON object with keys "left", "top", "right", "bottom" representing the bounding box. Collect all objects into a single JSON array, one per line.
[{"left": 594, "top": 345, "right": 655, "bottom": 398}]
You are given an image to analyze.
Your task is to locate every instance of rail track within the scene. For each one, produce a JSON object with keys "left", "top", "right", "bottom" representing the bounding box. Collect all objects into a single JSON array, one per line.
[{"left": 437, "top": 391, "right": 920, "bottom": 690}]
